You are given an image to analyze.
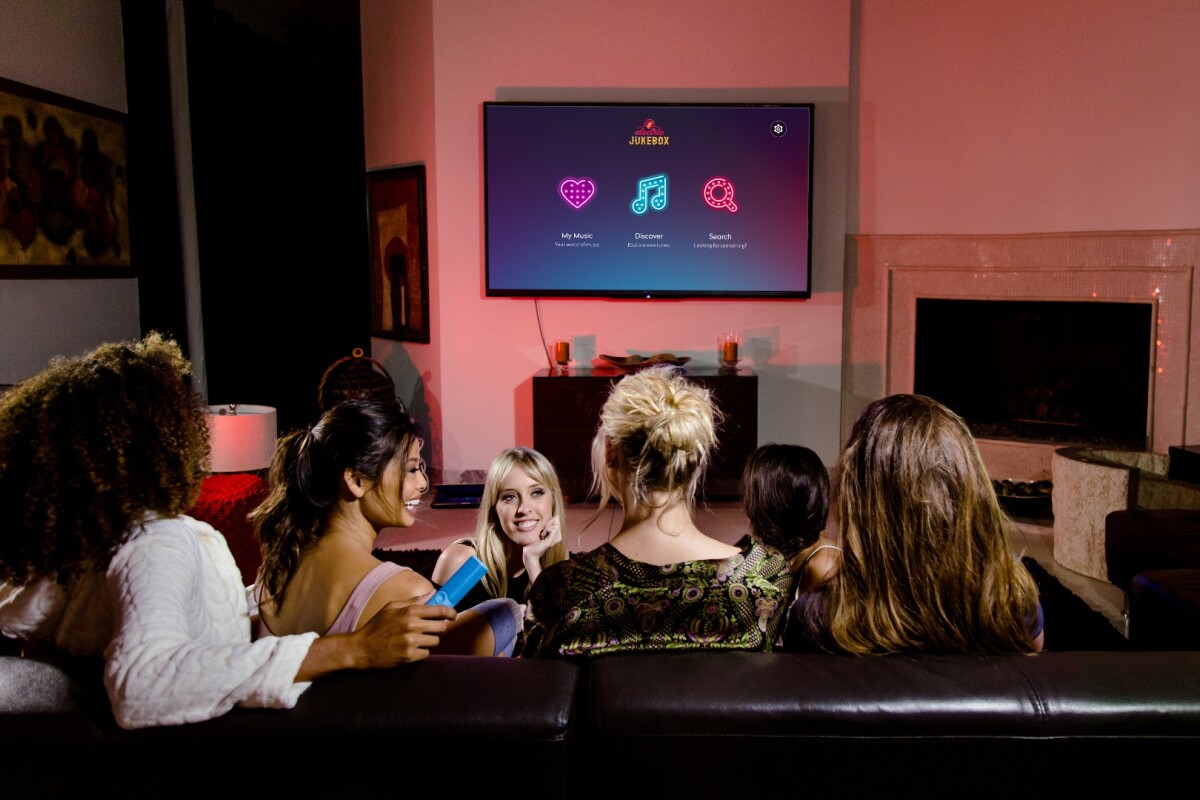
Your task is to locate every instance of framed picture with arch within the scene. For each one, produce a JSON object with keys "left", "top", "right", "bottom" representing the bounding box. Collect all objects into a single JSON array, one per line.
[{"left": 366, "top": 163, "right": 429, "bottom": 342}]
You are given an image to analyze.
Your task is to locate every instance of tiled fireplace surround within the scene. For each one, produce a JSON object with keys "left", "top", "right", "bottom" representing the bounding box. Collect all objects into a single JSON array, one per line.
[{"left": 842, "top": 230, "right": 1200, "bottom": 484}]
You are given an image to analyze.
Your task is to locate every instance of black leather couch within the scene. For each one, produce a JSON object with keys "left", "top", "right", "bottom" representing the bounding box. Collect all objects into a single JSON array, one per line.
[
  {"left": 4, "top": 649, "right": 1200, "bottom": 798},
  {"left": 1106, "top": 508, "right": 1200, "bottom": 647}
]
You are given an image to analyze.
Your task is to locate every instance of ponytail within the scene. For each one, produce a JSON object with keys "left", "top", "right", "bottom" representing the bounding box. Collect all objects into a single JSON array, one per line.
[
  {"left": 251, "top": 399, "right": 421, "bottom": 612},
  {"left": 252, "top": 428, "right": 328, "bottom": 610}
]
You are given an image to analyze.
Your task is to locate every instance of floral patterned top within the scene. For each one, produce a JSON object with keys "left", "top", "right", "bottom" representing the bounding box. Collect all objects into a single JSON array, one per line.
[{"left": 524, "top": 540, "right": 793, "bottom": 659}]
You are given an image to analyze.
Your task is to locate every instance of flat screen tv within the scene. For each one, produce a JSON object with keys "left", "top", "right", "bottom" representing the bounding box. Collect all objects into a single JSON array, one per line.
[{"left": 483, "top": 102, "right": 814, "bottom": 298}]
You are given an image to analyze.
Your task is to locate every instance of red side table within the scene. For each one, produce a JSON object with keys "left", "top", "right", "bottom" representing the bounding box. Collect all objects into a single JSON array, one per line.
[{"left": 190, "top": 473, "right": 268, "bottom": 587}]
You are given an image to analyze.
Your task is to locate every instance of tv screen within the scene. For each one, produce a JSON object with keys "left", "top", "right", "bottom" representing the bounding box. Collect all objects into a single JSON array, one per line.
[{"left": 483, "top": 102, "right": 814, "bottom": 298}]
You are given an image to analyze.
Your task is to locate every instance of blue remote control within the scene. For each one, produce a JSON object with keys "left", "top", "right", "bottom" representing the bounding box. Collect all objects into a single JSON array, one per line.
[{"left": 426, "top": 554, "right": 488, "bottom": 607}]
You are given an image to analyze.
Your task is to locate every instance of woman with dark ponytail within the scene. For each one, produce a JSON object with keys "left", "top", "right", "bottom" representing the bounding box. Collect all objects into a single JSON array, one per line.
[
  {"left": 252, "top": 400, "right": 519, "bottom": 656},
  {"left": 0, "top": 336, "right": 464, "bottom": 730}
]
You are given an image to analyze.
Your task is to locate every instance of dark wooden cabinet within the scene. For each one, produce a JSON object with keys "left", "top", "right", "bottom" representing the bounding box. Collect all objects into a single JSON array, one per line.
[{"left": 533, "top": 368, "right": 758, "bottom": 501}]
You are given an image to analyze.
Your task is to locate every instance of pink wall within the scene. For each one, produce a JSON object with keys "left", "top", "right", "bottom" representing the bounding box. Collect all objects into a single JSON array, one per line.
[
  {"left": 362, "top": 0, "right": 1200, "bottom": 481},
  {"left": 858, "top": 0, "right": 1200, "bottom": 234},
  {"left": 362, "top": 0, "right": 851, "bottom": 480},
  {"left": 361, "top": 0, "right": 443, "bottom": 458}
]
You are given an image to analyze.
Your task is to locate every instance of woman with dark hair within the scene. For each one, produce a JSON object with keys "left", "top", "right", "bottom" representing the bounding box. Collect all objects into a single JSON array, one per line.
[
  {"left": 783, "top": 394, "right": 1044, "bottom": 654},
  {"left": 525, "top": 366, "right": 792, "bottom": 658},
  {"left": 741, "top": 443, "right": 836, "bottom": 596},
  {"left": 0, "top": 335, "right": 452, "bottom": 730},
  {"left": 252, "top": 400, "right": 519, "bottom": 656}
]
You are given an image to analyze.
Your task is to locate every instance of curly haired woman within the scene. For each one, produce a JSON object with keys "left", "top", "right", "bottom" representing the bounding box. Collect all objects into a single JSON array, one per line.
[{"left": 0, "top": 334, "right": 458, "bottom": 729}]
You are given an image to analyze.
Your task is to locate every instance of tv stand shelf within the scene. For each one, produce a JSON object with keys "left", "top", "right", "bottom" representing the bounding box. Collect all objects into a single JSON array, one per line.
[{"left": 532, "top": 367, "right": 758, "bottom": 501}]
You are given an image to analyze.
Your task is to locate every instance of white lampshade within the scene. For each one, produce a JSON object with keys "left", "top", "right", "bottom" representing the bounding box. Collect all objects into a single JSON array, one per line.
[{"left": 207, "top": 404, "right": 278, "bottom": 473}]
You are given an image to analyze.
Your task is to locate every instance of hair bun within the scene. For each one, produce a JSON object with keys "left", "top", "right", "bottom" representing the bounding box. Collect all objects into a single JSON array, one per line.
[{"left": 596, "top": 367, "right": 721, "bottom": 503}]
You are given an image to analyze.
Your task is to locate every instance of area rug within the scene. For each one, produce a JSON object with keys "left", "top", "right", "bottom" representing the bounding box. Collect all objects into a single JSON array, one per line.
[{"left": 1022, "top": 557, "right": 1130, "bottom": 651}]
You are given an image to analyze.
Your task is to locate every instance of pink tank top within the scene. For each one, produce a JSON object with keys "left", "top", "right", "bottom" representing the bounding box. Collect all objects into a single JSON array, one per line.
[
  {"left": 325, "top": 562, "right": 409, "bottom": 635},
  {"left": 252, "top": 561, "right": 411, "bottom": 639}
]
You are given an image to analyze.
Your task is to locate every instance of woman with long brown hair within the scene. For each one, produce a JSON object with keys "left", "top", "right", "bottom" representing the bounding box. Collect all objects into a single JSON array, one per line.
[{"left": 784, "top": 394, "right": 1043, "bottom": 654}]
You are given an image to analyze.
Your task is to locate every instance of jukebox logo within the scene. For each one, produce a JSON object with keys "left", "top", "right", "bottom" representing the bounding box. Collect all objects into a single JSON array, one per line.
[{"left": 628, "top": 118, "right": 670, "bottom": 146}]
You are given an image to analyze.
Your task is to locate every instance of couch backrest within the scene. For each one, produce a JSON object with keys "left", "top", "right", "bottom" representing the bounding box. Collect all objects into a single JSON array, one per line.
[
  {"left": 6, "top": 650, "right": 1200, "bottom": 797},
  {"left": 0, "top": 654, "right": 581, "bottom": 798},
  {"left": 583, "top": 650, "right": 1200, "bottom": 794}
]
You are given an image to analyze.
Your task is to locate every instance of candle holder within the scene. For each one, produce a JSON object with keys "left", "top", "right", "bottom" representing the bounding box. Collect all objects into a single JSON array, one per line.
[
  {"left": 551, "top": 340, "right": 571, "bottom": 374},
  {"left": 718, "top": 332, "right": 742, "bottom": 370}
]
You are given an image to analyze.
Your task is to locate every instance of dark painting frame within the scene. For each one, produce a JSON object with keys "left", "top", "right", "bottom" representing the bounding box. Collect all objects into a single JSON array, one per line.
[
  {"left": 366, "top": 163, "right": 429, "bottom": 342},
  {"left": 0, "top": 76, "right": 132, "bottom": 279}
]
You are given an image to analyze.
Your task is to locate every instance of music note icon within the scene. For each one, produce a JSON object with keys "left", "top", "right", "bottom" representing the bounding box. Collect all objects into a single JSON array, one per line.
[{"left": 630, "top": 174, "right": 668, "bottom": 215}]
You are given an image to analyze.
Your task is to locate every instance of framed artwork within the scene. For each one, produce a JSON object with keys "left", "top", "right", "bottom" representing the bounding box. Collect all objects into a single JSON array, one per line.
[
  {"left": 0, "top": 76, "right": 132, "bottom": 279},
  {"left": 366, "top": 163, "right": 429, "bottom": 342}
]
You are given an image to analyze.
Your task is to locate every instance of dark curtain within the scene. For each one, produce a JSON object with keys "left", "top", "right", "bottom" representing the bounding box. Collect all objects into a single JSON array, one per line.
[{"left": 124, "top": 0, "right": 372, "bottom": 433}]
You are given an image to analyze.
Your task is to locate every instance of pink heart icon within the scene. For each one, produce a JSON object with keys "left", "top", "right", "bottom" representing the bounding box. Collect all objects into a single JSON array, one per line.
[{"left": 559, "top": 178, "right": 596, "bottom": 210}]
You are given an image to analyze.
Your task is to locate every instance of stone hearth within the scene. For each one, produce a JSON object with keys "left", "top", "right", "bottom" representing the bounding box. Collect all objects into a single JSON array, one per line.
[{"left": 843, "top": 230, "right": 1200, "bottom": 482}]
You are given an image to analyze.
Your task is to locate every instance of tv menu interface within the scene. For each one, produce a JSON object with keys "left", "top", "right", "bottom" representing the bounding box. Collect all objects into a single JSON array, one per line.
[{"left": 484, "top": 103, "right": 813, "bottom": 297}]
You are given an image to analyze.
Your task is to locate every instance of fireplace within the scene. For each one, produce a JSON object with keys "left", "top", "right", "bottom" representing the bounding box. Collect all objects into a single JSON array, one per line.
[
  {"left": 843, "top": 230, "right": 1200, "bottom": 482},
  {"left": 913, "top": 298, "right": 1153, "bottom": 450}
]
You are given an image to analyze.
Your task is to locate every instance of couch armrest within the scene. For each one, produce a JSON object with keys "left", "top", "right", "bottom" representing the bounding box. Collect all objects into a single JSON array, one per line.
[{"left": 1105, "top": 508, "right": 1200, "bottom": 590}]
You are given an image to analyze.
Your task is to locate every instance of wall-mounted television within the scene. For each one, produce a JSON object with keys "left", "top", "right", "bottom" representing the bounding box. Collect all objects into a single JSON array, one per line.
[{"left": 483, "top": 102, "right": 814, "bottom": 299}]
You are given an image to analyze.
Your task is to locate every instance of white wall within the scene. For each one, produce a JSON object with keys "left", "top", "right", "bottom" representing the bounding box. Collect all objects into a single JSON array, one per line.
[
  {"left": 361, "top": 0, "right": 852, "bottom": 480},
  {"left": 0, "top": 0, "right": 136, "bottom": 383}
]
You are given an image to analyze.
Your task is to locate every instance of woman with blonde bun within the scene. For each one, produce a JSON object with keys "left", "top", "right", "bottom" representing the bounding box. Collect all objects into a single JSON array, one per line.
[{"left": 526, "top": 366, "right": 792, "bottom": 658}]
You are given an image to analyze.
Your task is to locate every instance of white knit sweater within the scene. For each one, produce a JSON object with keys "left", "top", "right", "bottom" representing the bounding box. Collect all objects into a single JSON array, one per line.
[{"left": 0, "top": 515, "right": 317, "bottom": 729}]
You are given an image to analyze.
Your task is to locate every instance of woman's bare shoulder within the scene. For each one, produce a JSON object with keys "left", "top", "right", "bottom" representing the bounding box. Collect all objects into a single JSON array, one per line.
[
  {"left": 374, "top": 566, "right": 434, "bottom": 603},
  {"left": 354, "top": 565, "right": 435, "bottom": 630},
  {"left": 431, "top": 541, "right": 476, "bottom": 586}
]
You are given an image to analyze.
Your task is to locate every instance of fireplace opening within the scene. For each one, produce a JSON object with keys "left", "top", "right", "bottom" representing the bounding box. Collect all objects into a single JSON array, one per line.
[{"left": 913, "top": 299, "right": 1153, "bottom": 450}]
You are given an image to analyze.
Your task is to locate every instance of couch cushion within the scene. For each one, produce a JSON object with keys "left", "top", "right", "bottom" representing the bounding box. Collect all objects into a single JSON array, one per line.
[{"left": 583, "top": 650, "right": 1200, "bottom": 794}]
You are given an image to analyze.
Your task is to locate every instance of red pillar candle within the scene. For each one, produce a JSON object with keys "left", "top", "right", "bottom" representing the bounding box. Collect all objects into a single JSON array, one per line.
[{"left": 554, "top": 341, "right": 571, "bottom": 363}]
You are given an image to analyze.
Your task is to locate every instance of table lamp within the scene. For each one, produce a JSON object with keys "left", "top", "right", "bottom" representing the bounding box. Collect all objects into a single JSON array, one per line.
[
  {"left": 206, "top": 403, "right": 278, "bottom": 473},
  {"left": 199, "top": 404, "right": 277, "bottom": 586}
]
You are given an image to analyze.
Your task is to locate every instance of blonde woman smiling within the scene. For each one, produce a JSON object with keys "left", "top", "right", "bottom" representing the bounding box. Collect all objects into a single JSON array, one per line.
[{"left": 432, "top": 447, "right": 567, "bottom": 616}]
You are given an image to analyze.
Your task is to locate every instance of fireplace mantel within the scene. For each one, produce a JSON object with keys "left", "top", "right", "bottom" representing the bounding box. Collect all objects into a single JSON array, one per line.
[{"left": 843, "top": 230, "right": 1200, "bottom": 480}]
